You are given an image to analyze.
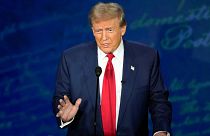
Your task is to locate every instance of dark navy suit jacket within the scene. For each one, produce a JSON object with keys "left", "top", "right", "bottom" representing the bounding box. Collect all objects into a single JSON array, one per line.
[{"left": 53, "top": 40, "right": 172, "bottom": 136}]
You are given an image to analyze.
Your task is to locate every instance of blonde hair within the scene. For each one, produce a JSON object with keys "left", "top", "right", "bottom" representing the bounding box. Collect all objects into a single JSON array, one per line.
[{"left": 88, "top": 2, "right": 126, "bottom": 27}]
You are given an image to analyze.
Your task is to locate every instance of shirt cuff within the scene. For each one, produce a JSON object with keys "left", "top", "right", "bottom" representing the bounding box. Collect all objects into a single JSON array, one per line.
[
  {"left": 153, "top": 131, "right": 170, "bottom": 136},
  {"left": 59, "top": 117, "right": 74, "bottom": 128}
]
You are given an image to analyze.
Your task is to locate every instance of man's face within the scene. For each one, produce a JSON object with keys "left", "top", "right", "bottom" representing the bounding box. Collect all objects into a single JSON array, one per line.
[{"left": 92, "top": 18, "right": 126, "bottom": 54}]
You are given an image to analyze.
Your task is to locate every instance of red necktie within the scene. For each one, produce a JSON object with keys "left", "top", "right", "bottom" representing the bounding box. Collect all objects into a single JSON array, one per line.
[{"left": 101, "top": 53, "right": 116, "bottom": 136}]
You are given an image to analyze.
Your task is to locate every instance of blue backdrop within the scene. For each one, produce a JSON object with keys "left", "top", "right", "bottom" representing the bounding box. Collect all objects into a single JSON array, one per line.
[{"left": 1, "top": 0, "right": 210, "bottom": 135}]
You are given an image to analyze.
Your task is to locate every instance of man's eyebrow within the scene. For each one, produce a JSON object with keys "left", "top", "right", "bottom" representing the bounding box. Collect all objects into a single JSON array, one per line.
[
  {"left": 93, "top": 28, "right": 102, "bottom": 30},
  {"left": 106, "top": 26, "right": 114, "bottom": 29}
]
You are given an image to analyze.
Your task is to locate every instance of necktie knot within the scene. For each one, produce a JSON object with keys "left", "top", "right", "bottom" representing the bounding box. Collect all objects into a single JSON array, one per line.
[{"left": 107, "top": 53, "right": 115, "bottom": 61}]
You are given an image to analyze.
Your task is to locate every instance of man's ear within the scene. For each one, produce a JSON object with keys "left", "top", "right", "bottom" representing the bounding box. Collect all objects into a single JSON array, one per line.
[{"left": 121, "top": 25, "right": 127, "bottom": 36}]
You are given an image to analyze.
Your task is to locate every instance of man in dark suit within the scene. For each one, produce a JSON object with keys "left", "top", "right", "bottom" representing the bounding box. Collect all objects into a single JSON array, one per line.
[{"left": 53, "top": 2, "right": 172, "bottom": 136}]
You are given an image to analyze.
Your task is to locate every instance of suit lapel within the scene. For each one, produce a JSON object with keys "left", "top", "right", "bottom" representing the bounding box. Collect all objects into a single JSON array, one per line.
[
  {"left": 83, "top": 42, "right": 103, "bottom": 133},
  {"left": 83, "top": 42, "right": 98, "bottom": 108},
  {"left": 117, "top": 41, "right": 137, "bottom": 129}
]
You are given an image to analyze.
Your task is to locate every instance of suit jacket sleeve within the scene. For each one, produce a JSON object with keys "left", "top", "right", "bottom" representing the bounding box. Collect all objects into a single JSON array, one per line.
[
  {"left": 52, "top": 52, "right": 71, "bottom": 127},
  {"left": 149, "top": 50, "right": 172, "bottom": 134}
]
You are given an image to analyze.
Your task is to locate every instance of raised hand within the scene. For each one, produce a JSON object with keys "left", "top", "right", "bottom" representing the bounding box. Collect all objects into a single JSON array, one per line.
[{"left": 56, "top": 95, "right": 82, "bottom": 122}]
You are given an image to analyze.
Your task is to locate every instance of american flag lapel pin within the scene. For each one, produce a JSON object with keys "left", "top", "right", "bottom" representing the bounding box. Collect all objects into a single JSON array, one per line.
[{"left": 131, "top": 65, "right": 135, "bottom": 71}]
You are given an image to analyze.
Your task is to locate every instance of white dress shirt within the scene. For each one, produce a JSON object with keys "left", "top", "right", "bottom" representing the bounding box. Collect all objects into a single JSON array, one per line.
[{"left": 98, "top": 39, "right": 124, "bottom": 128}]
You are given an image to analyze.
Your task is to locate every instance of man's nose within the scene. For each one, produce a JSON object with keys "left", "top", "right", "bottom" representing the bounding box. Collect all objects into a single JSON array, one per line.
[{"left": 101, "top": 30, "right": 108, "bottom": 41}]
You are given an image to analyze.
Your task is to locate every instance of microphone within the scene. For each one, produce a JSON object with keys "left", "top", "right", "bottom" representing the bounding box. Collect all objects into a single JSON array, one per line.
[
  {"left": 94, "top": 66, "right": 102, "bottom": 136},
  {"left": 95, "top": 66, "right": 102, "bottom": 77}
]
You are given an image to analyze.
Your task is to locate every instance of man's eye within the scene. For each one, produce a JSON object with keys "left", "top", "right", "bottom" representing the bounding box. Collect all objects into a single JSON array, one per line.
[
  {"left": 94, "top": 29, "right": 102, "bottom": 33},
  {"left": 108, "top": 29, "right": 113, "bottom": 32}
]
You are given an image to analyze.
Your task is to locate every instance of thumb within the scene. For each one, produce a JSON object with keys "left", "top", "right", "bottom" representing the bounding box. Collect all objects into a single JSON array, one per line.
[{"left": 75, "top": 98, "right": 82, "bottom": 108}]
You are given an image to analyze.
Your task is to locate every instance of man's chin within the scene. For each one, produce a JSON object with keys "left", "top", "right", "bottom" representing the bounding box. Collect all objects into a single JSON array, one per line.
[
  {"left": 102, "top": 50, "right": 112, "bottom": 54},
  {"left": 99, "top": 47, "right": 113, "bottom": 54}
]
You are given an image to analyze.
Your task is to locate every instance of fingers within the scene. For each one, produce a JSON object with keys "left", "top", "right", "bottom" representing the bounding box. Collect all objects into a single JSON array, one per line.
[
  {"left": 56, "top": 96, "right": 82, "bottom": 120},
  {"left": 64, "top": 95, "right": 71, "bottom": 105},
  {"left": 56, "top": 96, "right": 70, "bottom": 118},
  {"left": 59, "top": 95, "right": 72, "bottom": 107},
  {"left": 56, "top": 110, "right": 63, "bottom": 117},
  {"left": 57, "top": 105, "right": 62, "bottom": 110},
  {"left": 59, "top": 99, "right": 65, "bottom": 107}
]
